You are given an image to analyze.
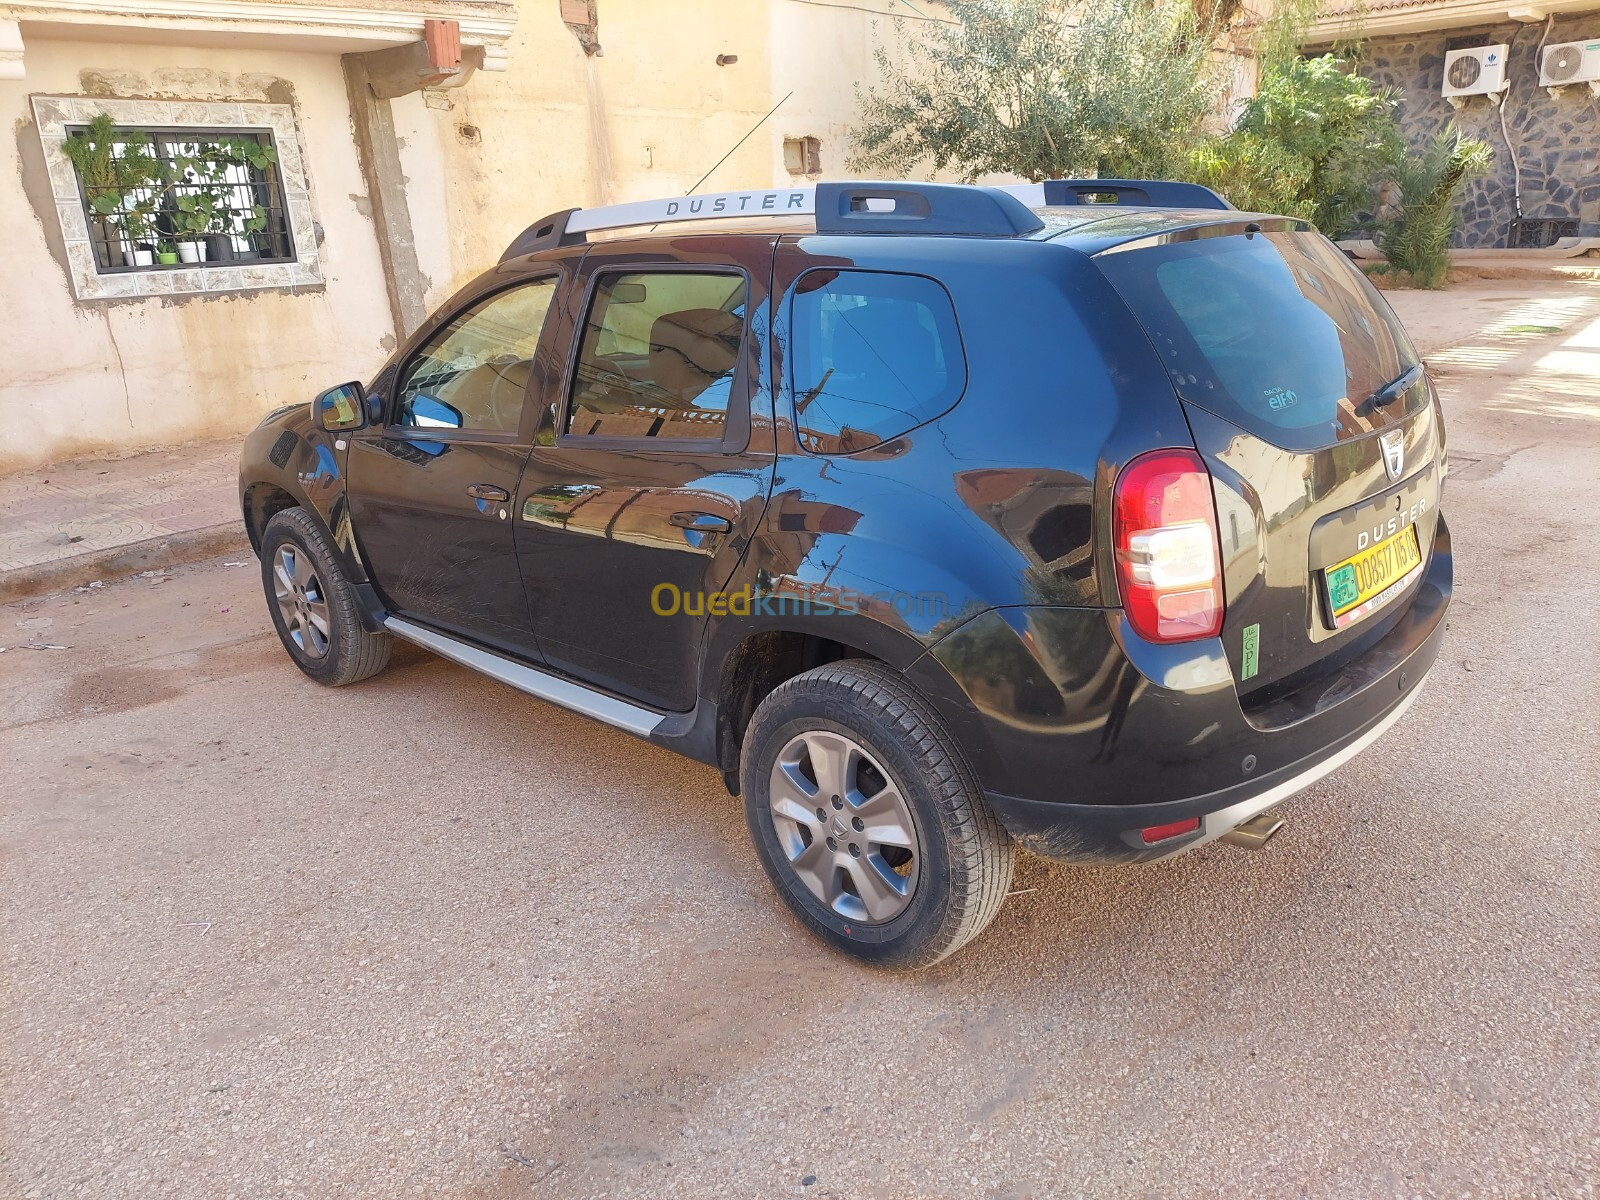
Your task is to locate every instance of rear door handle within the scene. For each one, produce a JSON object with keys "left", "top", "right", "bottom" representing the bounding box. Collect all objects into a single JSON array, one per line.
[
  {"left": 467, "top": 484, "right": 511, "bottom": 502},
  {"left": 669, "top": 511, "right": 731, "bottom": 533}
]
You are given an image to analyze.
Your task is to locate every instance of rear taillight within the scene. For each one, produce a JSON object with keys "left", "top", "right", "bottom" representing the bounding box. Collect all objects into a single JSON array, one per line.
[{"left": 1113, "top": 449, "right": 1224, "bottom": 643}]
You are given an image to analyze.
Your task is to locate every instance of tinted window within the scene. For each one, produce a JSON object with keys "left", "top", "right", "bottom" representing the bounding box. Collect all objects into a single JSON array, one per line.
[
  {"left": 567, "top": 271, "right": 747, "bottom": 440},
  {"left": 790, "top": 270, "right": 966, "bottom": 453},
  {"left": 1096, "top": 231, "right": 1423, "bottom": 451},
  {"left": 395, "top": 279, "right": 557, "bottom": 434}
]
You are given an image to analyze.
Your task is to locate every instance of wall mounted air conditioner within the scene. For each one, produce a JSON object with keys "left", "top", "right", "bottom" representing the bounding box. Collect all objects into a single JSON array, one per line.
[
  {"left": 1539, "top": 40, "right": 1600, "bottom": 94},
  {"left": 1442, "top": 45, "right": 1510, "bottom": 105}
]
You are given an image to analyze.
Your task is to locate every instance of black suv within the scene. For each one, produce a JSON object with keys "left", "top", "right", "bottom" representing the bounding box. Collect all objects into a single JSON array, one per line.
[{"left": 241, "top": 179, "right": 1451, "bottom": 968}]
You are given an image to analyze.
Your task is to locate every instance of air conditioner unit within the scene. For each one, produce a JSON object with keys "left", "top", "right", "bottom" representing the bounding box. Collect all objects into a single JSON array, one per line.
[
  {"left": 1539, "top": 39, "right": 1600, "bottom": 94},
  {"left": 1442, "top": 45, "right": 1510, "bottom": 105}
]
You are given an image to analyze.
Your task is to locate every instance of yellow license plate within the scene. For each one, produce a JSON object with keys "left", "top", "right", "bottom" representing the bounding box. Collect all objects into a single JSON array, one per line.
[{"left": 1323, "top": 524, "right": 1423, "bottom": 628}]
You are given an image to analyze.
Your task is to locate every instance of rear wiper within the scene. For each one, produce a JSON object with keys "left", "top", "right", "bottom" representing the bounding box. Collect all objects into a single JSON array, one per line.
[{"left": 1357, "top": 363, "right": 1424, "bottom": 417}]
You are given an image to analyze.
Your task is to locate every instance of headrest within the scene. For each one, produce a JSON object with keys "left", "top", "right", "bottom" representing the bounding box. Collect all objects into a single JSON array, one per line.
[{"left": 649, "top": 308, "right": 741, "bottom": 404}]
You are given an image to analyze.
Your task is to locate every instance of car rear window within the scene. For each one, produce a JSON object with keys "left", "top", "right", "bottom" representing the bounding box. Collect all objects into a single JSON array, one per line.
[
  {"left": 1096, "top": 231, "right": 1424, "bottom": 451},
  {"left": 789, "top": 269, "right": 966, "bottom": 453}
]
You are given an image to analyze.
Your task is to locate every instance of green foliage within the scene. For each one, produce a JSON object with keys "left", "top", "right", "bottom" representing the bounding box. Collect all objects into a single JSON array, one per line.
[
  {"left": 1186, "top": 133, "right": 1318, "bottom": 221},
  {"left": 848, "top": 0, "right": 1225, "bottom": 182},
  {"left": 60, "top": 113, "right": 159, "bottom": 223},
  {"left": 60, "top": 114, "right": 281, "bottom": 255},
  {"left": 1376, "top": 126, "right": 1492, "bottom": 288},
  {"left": 171, "top": 192, "right": 217, "bottom": 238},
  {"left": 111, "top": 199, "right": 159, "bottom": 247},
  {"left": 1251, "top": 0, "right": 1336, "bottom": 78},
  {"left": 1201, "top": 54, "right": 1404, "bottom": 233}
]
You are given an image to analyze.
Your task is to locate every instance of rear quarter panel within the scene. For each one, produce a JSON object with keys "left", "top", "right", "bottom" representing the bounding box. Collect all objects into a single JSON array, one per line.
[{"left": 736, "top": 235, "right": 1194, "bottom": 631}]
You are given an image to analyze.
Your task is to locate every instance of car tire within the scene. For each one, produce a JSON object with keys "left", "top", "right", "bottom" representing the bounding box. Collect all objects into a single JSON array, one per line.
[
  {"left": 260, "top": 507, "right": 390, "bottom": 687},
  {"left": 741, "top": 659, "right": 1014, "bottom": 969}
]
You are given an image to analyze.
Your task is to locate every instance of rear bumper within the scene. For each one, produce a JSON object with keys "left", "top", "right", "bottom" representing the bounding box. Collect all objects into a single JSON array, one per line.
[
  {"left": 985, "top": 672, "right": 1431, "bottom": 863},
  {"left": 919, "top": 513, "right": 1452, "bottom": 864}
]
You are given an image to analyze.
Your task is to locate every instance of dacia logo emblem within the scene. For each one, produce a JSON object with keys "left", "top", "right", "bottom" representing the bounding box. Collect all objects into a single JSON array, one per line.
[{"left": 1380, "top": 429, "right": 1405, "bottom": 481}]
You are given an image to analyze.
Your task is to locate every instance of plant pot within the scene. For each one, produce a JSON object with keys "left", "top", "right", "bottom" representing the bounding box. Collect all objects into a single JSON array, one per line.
[
  {"left": 124, "top": 249, "right": 155, "bottom": 267},
  {"left": 177, "top": 241, "right": 208, "bottom": 264},
  {"left": 204, "top": 235, "right": 235, "bottom": 263},
  {"left": 157, "top": 251, "right": 180, "bottom": 266}
]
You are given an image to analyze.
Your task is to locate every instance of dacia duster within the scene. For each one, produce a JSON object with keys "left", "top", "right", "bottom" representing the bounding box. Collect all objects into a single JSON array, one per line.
[{"left": 241, "top": 179, "right": 1452, "bottom": 968}]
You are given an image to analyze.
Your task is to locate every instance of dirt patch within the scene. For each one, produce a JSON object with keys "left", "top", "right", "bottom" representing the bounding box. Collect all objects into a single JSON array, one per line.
[{"left": 61, "top": 665, "right": 187, "bottom": 718}]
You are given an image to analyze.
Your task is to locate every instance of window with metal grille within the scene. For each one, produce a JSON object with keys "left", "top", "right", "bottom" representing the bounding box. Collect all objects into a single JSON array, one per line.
[{"left": 62, "top": 120, "right": 296, "bottom": 274}]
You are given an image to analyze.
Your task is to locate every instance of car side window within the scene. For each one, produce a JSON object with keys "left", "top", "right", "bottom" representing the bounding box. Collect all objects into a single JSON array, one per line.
[
  {"left": 566, "top": 270, "right": 747, "bottom": 441},
  {"left": 394, "top": 278, "right": 558, "bottom": 435},
  {"left": 789, "top": 269, "right": 967, "bottom": 453}
]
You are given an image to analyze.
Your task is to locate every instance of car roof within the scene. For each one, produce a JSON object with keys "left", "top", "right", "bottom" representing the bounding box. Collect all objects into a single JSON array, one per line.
[
  {"left": 1030, "top": 207, "right": 1312, "bottom": 255},
  {"left": 499, "top": 182, "right": 1311, "bottom": 265},
  {"left": 578, "top": 208, "right": 1309, "bottom": 252}
]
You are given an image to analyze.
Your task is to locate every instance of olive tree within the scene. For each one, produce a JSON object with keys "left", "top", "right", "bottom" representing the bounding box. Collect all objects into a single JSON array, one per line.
[{"left": 848, "top": 0, "right": 1226, "bottom": 183}]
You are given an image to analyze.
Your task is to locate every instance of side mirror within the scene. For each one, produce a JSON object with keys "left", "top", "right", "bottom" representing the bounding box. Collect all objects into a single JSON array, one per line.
[
  {"left": 407, "top": 393, "right": 465, "bottom": 430},
  {"left": 316, "top": 381, "right": 367, "bottom": 432}
]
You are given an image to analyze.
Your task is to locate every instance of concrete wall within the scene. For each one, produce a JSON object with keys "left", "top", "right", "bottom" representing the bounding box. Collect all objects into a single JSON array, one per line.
[
  {"left": 768, "top": 0, "right": 949, "bottom": 185},
  {"left": 395, "top": 0, "right": 781, "bottom": 311},
  {"left": 1356, "top": 15, "right": 1600, "bottom": 247}
]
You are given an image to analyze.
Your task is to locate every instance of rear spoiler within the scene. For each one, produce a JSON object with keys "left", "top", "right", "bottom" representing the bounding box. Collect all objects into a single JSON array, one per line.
[{"left": 996, "top": 179, "right": 1234, "bottom": 210}]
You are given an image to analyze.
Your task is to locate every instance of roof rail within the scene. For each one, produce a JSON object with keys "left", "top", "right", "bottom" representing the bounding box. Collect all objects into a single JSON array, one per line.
[
  {"left": 499, "top": 181, "right": 1044, "bottom": 261},
  {"left": 997, "top": 179, "right": 1234, "bottom": 211}
]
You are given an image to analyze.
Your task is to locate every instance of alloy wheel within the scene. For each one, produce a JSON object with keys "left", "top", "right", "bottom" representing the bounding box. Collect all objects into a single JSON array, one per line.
[
  {"left": 272, "top": 544, "right": 332, "bottom": 659},
  {"left": 768, "top": 729, "right": 920, "bottom": 924}
]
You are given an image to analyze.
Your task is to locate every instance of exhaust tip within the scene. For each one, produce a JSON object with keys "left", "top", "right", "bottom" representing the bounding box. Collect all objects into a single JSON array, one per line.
[{"left": 1220, "top": 813, "right": 1284, "bottom": 850}]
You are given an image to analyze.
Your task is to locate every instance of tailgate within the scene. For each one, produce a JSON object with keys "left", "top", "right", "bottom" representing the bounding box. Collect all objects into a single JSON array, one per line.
[{"left": 1096, "top": 227, "right": 1443, "bottom": 699}]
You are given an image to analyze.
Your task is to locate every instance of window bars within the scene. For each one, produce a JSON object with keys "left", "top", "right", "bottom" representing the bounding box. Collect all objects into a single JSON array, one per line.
[{"left": 62, "top": 117, "right": 295, "bottom": 272}]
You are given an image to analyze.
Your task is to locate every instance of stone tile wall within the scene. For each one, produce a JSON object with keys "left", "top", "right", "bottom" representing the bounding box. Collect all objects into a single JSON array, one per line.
[{"left": 1353, "top": 16, "right": 1600, "bottom": 247}]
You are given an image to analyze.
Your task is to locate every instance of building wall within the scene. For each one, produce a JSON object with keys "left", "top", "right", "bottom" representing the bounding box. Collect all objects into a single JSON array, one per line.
[
  {"left": 768, "top": 0, "right": 949, "bottom": 185},
  {"left": 394, "top": 0, "right": 783, "bottom": 312},
  {"left": 0, "top": 38, "right": 396, "bottom": 474},
  {"left": 1357, "top": 15, "right": 1600, "bottom": 247},
  {"left": 0, "top": 0, "right": 936, "bottom": 472}
]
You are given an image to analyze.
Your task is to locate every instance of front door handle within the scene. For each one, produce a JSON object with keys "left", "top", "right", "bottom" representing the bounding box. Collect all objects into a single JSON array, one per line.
[
  {"left": 467, "top": 484, "right": 511, "bottom": 502},
  {"left": 669, "top": 511, "right": 732, "bottom": 533}
]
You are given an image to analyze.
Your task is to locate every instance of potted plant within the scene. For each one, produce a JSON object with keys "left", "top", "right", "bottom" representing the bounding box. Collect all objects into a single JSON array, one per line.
[
  {"left": 60, "top": 113, "right": 157, "bottom": 269},
  {"left": 209, "top": 135, "right": 279, "bottom": 260},
  {"left": 111, "top": 205, "right": 156, "bottom": 267},
  {"left": 171, "top": 192, "right": 214, "bottom": 263},
  {"left": 156, "top": 242, "right": 180, "bottom": 266},
  {"left": 202, "top": 193, "right": 235, "bottom": 262}
]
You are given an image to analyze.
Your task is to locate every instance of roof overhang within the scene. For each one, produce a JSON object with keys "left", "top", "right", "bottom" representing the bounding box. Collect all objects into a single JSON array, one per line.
[
  {"left": 1308, "top": 0, "right": 1600, "bottom": 41},
  {"left": 0, "top": 0, "right": 516, "bottom": 75}
]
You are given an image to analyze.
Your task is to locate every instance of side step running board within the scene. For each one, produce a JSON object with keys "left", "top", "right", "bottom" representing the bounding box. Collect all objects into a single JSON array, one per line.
[{"left": 384, "top": 617, "right": 665, "bottom": 738}]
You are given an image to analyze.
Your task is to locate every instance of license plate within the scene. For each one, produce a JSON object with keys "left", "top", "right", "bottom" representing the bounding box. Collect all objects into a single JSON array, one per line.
[{"left": 1323, "top": 524, "right": 1423, "bottom": 628}]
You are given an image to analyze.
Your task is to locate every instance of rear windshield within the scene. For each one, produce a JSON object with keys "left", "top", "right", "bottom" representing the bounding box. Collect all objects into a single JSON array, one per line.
[{"left": 1096, "top": 231, "right": 1423, "bottom": 451}]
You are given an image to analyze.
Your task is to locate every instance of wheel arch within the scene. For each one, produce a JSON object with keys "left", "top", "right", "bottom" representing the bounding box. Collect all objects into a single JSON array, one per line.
[
  {"left": 242, "top": 480, "right": 302, "bottom": 552},
  {"left": 700, "top": 614, "right": 1006, "bottom": 799}
]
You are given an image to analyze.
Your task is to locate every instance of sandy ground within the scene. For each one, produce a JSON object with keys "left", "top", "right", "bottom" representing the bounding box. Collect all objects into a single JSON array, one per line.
[{"left": 3, "top": 277, "right": 1598, "bottom": 1199}]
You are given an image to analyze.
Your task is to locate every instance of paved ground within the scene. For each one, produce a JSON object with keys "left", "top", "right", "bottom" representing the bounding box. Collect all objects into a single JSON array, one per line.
[
  {"left": 3, "top": 278, "right": 1598, "bottom": 1198},
  {"left": 0, "top": 440, "right": 238, "bottom": 576}
]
